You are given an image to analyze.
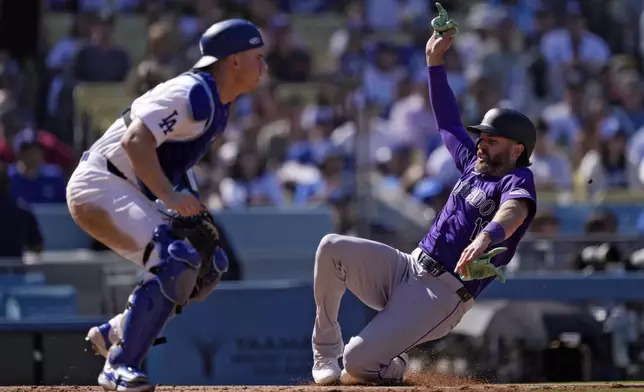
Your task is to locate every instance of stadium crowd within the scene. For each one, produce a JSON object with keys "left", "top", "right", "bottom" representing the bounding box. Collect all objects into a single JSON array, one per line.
[
  {"left": 1, "top": 0, "right": 644, "bottom": 254},
  {"left": 1, "top": 0, "right": 644, "bottom": 377}
]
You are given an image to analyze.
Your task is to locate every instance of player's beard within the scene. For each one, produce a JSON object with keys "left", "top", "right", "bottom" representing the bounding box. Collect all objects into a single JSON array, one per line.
[{"left": 475, "top": 149, "right": 513, "bottom": 176}]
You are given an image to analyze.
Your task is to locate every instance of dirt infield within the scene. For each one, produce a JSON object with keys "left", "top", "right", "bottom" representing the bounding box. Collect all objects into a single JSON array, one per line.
[
  {"left": 2, "top": 385, "right": 644, "bottom": 392},
  {"left": 3, "top": 373, "right": 644, "bottom": 392}
]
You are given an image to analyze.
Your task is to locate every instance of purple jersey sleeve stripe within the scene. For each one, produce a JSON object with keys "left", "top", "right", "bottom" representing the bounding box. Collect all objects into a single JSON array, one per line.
[
  {"left": 500, "top": 171, "right": 538, "bottom": 219},
  {"left": 427, "top": 65, "right": 476, "bottom": 172}
]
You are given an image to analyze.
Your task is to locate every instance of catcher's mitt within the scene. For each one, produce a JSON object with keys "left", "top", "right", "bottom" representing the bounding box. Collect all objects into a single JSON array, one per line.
[{"left": 168, "top": 209, "right": 221, "bottom": 271}]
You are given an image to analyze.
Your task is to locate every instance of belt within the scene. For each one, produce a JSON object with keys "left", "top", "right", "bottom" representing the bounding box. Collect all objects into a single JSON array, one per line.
[
  {"left": 122, "top": 108, "right": 132, "bottom": 127},
  {"left": 412, "top": 248, "right": 473, "bottom": 303},
  {"left": 80, "top": 151, "right": 127, "bottom": 181}
]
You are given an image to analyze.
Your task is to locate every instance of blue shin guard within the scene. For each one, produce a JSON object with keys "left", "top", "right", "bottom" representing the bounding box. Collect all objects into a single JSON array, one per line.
[
  {"left": 109, "top": 224, "right": 201, "bottom": 368},
  {"left": 192, "top": 248, "right": 229, "bottom": 302}
]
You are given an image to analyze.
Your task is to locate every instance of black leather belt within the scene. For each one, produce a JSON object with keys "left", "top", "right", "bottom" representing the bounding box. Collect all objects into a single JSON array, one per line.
[
  {"left": 417, "top": 251, "right": 473, "bottom": 302},
  {"left": 81, "top": 151, "right": 127, "bottom": 181},
  {"left": 122, "top": 108, "right": 132, "bottom": 127}
]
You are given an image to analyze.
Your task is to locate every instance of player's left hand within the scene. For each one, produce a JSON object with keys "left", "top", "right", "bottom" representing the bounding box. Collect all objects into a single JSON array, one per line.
[{"left": 455, "top": 233, "right": 492, "bottom": 276}]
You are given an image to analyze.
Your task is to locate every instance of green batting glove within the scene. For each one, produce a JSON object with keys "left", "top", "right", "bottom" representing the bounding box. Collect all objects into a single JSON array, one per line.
[
  {"left": 431, "top": 2, "right": 460, "bottom": 37},
  {"left": 459, "top": 247, "right": 507, "bottom": 283}
]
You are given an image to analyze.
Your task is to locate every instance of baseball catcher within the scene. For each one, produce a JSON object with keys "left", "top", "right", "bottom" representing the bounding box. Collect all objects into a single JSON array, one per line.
[{"left": 66, "top": 19, "right": 266, "bottom": 391}]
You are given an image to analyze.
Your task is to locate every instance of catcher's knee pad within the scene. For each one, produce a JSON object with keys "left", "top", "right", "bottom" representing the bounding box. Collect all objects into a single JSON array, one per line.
[
  {"left": 192, "top": 248, "right": 229, "bottom": 302},
  {"left": 108, "top": 224, "right": 201, "bottom": 367},
  {"left": 148, "top": 224, "right": 202, "bottom": 305}
]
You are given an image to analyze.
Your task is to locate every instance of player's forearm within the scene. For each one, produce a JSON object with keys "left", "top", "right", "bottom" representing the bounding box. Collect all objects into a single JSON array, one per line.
[
  {"left": 121, "top": 121, "right": 174, "bottom": 201},
  {"left": 483, "top": 199, "right": 530, "bottom": 243},
  {"left": 427, "top": 65, "right": 473, "bottom": 152}
]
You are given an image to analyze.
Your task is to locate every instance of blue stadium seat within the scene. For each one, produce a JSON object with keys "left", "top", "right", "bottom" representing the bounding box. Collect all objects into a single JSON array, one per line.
[
  {"left": 543, "top": 203, "right": 642, "bottom": 234},
  {"left": 0, "top": 285, "right": 77, "bottom": 320},
  {"left": 0, "top": 272, "right": 46, "bottom": 287}
]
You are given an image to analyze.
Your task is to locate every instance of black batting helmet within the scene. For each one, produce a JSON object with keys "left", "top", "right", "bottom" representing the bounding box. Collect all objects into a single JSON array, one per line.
[{"left": 466, "top": 108, "right": 537, "bottom": 167}]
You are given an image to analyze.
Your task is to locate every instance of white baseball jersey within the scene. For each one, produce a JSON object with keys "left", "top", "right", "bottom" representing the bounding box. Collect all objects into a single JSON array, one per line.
[
  {"left": 67, "top": 70, "right": 229, "bottom": 265},
  {"left": 89, "top": 71, "right": 228, "bottom": 190}
]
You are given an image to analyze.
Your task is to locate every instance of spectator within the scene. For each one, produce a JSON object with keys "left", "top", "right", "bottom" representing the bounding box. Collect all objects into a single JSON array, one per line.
[
  {"left": 0, "top": 105, "right": 77, "bottom": 175},
  {"left": 530, "top": 210, "right": 561, "bottom": 236},
  {"left": 442, "top": 47, "right": 468, "bottom": 101},
  {"left": 142, "top": 18, "right": 187, "bottom": 77},
  {"left": 388, "top": 77, "right": 439, "bottom": 152},
  {"left": 329, "top": 21, "right": 368, "bottom": 79},
  {"left": 8, "top": 129, "right": 66, "bottom": 204},
  {"left": 265, "top": 16, "right": 312, "bottom": 82},
  {"left": 0, "top": 166, "right": 43, "bottom": 261},
  {"left": 455, "top": 3, "right": 504, "bottom": 66},
  {"left": 611, "top": 70, "right": 644, "bottom": 136},
  {"left": 13, "top": 0, "right": 644, "bottom": 278},
  {"left": 45, "top": 12, "right": 93, "bottom": 120},
  {"left": 530, "top": 117, "right": 574, "bottom": 191},
  {"left": 577, "top": 119, "right": 634, "bottom": 198},
  {"left": 424, "top": 143, "right": 461, "bottom": 190},
  {"left": 540, "top": 7, "right": 611, "bottom": 99},
  {"left": 178, "top": 0, "right": 226, "bottom": 46},
  {"left": 475, "top": 15, "right": 530, "bottom": 112},
  {"left": 73, "top": 12, "right": 131, "bottom": 82},
  {"left": 293, "top": 146, "right": 353, "bottom": 205},
  {"left": 328, "top": 1, "right": 366, "bottom": 69},
  {"left": 256, "top": 93, "right": 306, "bottom": 164},
  {"left": 362, "top": 41, "right": 407, "bottom": 112},
  {"left": 460, "top": 66, "right": 504, "bottom": 125},
  {"left": 374, "top": 143, "right": 414, "bottom": 193},
  {"left": 364, "top": 0, "right": 426, "bottom": 31},
  {"left": 219, "top": 147, "right": 285, "bottom": 208},
  {"left": 541, "top": 68, "right": 587, "bottom": 150},
  {"left": 571, "top": 210, "right": 623, "bottom": 272},
  {"left": 300, "top": 77, "right": 342, "bottom": 131},
  {"left": 331, "top": 99, "right": 396, "bottom": 166},
  {"left": 125, "top": 60, "right": 174, "bottom": 98}
]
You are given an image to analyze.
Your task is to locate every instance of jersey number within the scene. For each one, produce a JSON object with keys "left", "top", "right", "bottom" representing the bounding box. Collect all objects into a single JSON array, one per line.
[
  {"left": 470, "top": 217, "right": 489, "bottom": 241},
  {"left": 159, "top": 110, "right": 179, "bottom": 135}
]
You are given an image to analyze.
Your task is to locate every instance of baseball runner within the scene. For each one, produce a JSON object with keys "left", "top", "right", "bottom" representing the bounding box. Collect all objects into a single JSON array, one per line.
[
  {"left": 66, "top": 19, "right": 266, "bottom": 391},
  {"left": 311, "top": 4, "right": 538, "bottom": 385}
]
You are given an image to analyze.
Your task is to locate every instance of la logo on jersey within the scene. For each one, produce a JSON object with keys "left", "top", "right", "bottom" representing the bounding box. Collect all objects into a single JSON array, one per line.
[{"left": 159, "top": 110, "right": 179, "bottom": 135}]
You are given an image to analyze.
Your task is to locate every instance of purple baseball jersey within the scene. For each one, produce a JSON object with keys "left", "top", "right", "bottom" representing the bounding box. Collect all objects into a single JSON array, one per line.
[{"left": 419, "top": 65, "right": 537, "bottom": 298}]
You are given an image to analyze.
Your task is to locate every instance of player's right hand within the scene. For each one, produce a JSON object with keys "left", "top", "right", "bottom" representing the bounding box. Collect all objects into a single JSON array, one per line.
[
  {"left": 164, "top": 191, "right": 203, "bottom": 216},
  {"left": 426, "top": 2, "right": 458, "bottom": 65}
]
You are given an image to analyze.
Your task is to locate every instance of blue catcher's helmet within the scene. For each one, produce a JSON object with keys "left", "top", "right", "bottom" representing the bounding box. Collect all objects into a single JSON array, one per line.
[{"left": 193, "top": 19, "right": 265, "bottom": 69}]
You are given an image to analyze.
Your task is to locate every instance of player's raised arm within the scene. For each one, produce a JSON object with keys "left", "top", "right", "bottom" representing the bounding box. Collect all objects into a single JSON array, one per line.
[
  {"left": 426, "top": 3, "right": 476, "bottom": 172},
  {"left": 121, "top": 81, "right": 204, "bottom": 216}
]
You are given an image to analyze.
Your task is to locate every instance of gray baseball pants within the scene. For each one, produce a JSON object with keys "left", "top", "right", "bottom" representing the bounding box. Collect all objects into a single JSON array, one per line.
[{"left": 312, "top": 234, "right": 474, "bottom": 382}]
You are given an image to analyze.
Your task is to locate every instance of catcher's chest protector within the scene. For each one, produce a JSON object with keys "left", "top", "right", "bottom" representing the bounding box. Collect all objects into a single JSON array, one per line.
[{"left": 125, "top": 71, "right": 230, "bottom": 201}]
